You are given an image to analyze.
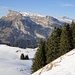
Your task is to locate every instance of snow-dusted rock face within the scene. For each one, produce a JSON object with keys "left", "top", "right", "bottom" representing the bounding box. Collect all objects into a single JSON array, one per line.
[
  {"left": 32, "top": 49, "right": 75, "bottom": 75},
  {"left": 0, "top": 10, "right": 63, "bottom": 48},
  {"left": 20, "top": 12, "right": 46, "bottom": 18},
  {"left": 20, "top": 12, "right": 63, "bottom": 28},
  {"left": 57, "top": 16, "right": 75, "bottom": 24}
]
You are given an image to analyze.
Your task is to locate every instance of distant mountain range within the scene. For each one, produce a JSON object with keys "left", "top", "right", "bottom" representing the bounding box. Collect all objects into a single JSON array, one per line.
[
  {"left": 0, "top": 10, "right": 74, "bottom": 48},
  {"left": 57, "top": 16, "right": 74, "bottom": 24}
]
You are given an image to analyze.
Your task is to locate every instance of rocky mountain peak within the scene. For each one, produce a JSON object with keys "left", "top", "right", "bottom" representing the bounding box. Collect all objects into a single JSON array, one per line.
[
  {"left": 8, "top": 9, "right": 21, "bottom": 16},
  {"left": 8, "top": 9, "right": 12, "bottom": 13},
  {"left": 2, "top": 10, "right": 23, "bottom": 21}
]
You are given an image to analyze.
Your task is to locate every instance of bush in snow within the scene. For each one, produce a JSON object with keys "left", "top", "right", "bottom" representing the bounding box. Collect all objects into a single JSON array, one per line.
[
  {"left": 20, "top": 53, "right": 25, "bottom": 60},
  {"left": 20, "top": 53, "right": 29, "bottom": 60},
  {"left": 24, "top": 55, "right": 29, "bottom": 60}
]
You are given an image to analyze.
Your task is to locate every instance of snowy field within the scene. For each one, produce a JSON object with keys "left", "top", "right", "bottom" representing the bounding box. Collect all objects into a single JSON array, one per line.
[
  {"left": 32, "top": 49, "right": 75, "bottom": 75},
  {"left": 0, "top": 45, "right": 37, "bottom": 75},
  {"left": 1, "top": 44, "right": 75, "bottom": 75}
]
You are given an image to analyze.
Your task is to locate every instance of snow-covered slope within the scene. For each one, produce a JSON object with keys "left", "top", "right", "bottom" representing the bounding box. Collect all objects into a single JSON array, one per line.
[
  {"left": 32, "top": 49, "right": 75, "bottom": 75},
  {"left": 0, "top": 45, "right": 37, "bottom": 75}
]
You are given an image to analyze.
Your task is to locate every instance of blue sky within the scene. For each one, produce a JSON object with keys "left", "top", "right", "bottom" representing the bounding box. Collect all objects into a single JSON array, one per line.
[{"left": 0, "top": 0, "right": 75, "bottom": 19}]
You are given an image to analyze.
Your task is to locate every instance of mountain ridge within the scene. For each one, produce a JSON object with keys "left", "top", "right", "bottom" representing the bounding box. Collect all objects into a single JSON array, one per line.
[{"left": 0, "top": 10, "right": 73, "bottom": 48}]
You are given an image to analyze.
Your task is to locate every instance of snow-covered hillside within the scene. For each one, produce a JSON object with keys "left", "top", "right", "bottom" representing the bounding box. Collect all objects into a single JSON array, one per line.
[
  {"left": 0, "top": 45, "right": 37, "bottom": 75},
  {"left": 32, "top": 49, "right": 75, "bottom": 75}
]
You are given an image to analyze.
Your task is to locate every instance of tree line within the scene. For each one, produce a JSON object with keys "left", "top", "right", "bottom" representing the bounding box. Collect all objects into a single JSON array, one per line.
[{"left": 31, "top": 21, "right": 75, "bottom": 73}]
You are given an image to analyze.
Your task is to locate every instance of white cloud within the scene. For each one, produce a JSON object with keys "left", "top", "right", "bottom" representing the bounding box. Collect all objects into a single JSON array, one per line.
[{"left": 61, "top": 4, "right": 75, "bottom": 7}]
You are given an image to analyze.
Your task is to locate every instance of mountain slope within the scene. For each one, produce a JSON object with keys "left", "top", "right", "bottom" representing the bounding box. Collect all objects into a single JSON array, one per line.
[
  {"left": 0, "top": 10, "right": 63, "bottom": 48},
  {"left": 0, "top": 44, "right": 37, "bottom": 75},
  {"left": 32, "top": 49, "right": 75, "bottom": 75}
]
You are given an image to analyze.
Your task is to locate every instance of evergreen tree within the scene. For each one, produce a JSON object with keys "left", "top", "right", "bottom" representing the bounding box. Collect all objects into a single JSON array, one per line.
[
  {"left": 31, "top": 39, "right": 47, "bottom": 73},
  {"left": 32, "top": 23, "right": 74, "bottom": 73},
  {"left": 71, "top": 21, "right": 75, "bottom": 48},
  {"left": 59, "top": 23, "right": 73, "bottom": 55},
  {"left": 66, "top": 24, "right": 73, "bottom": 48},
  {"left": 20, "top": 53, "right": 25, "bottom": 60},
  {"left": 24, "top": 55, "right": 29, "bottom": 60},
  {"left": 46, "top": 27, "right": 61, "bottom": 64}
]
